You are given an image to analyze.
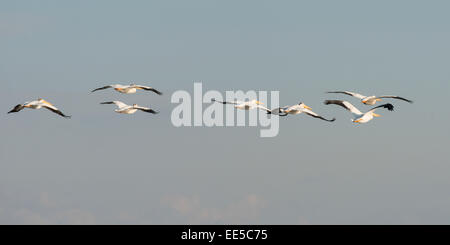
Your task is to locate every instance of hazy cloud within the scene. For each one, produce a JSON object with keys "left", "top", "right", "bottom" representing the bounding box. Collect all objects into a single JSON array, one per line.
[
  {"left": 0, "top": 191, "right": 95, "bottom": 225},
  {"left": 162, "top": 194, "right": 266, "bottom": 224}
]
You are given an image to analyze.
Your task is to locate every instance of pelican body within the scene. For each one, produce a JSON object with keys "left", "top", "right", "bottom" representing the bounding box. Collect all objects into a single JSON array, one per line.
[
  {"left": 211, "top": 99, "right": 271, "bottom": 113},
  {"left": 279, "top": 103, "right": 312, "bottom": 115},
  {"left": 113, "top": 85, "right": 139, "bottom": 94},
  {"left": 101, "top": 101, "right": 158, "bottom": 115}
]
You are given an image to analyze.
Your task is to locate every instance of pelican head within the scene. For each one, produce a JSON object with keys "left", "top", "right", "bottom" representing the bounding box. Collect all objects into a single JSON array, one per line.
[
  {"left": 299, "top": 102, "right": 312, "bottom": 110},
  {"left": 362, "top": 98, "right": 373, "bottom": 104}
]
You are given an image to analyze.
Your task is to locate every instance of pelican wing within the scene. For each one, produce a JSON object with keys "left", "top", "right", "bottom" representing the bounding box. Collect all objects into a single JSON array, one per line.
[
  {"left": 8, "top": 104, "right": 25, "bottom": 114},
  {"left": 255, "top": 105, "right": 272, "bottom": 114},
  {"left": 290, "top": 104, "right": 309, "bottom": 111},
  {"left": 278, "top": 106, "right": 291, "bottom": 116},
  {"left": 134, "top": 106, "right": 158, "bottom": 114},
  {"left": 42, "top": 104, "right": 71, "bottom": 118},
  {"left": 91, "top": 85, "right": 112, "bottom": 93},
  {"left": 326, "top": 91, "right": 366, "bottom": 99},
  {"left": 324, "top": 100, "right": 363, "bottom": 115},
  {"left": 211, "top": 98, "right": 240, "bottom": 105},
  {"left": 377, "top": 96, "right": 413, "bottom": 103},
  {"left": 370, "top": 103, "right": 394, "bottom": 112},
  {"left": 302, "top": 109, "right": 336, "bottom": 122},
  {"left": 133, "top": 85, "right": 162, "bottom": 95},
  {"left": 269, "top": 107, "right": 289, "bottom": 116},
  {"left": 101, "top": 101, "right": 128, "bottom": 109}
]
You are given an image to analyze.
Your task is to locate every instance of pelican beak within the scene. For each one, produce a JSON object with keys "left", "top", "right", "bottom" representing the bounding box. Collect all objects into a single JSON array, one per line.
[
  {"left": 353, "top": 118, "right": 362, "bottom": 123},
  {"left": 376, "top": 98, "right": 382, "bottom": 101},
  {"left": 362, "top": 100, "right": 367, "bottom": 104},
  {"left": 256, "top": 101, "right": 263, "bottom": 105},
  {"left": 304, "top": 105, "right": 312, "bottom": 110},
  {"left": 373, "top": 113, "right": 381, "bottom": 117},
  {"left": 42, "top": 100, "right": 53, "bottom": 106}
]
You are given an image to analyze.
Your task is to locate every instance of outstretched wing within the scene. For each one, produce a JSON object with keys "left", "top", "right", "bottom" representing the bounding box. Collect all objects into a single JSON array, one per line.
[
  {"left": 211, "top": 98, "right": 240, "bottom": 105},
  {"left": 101, "top": 101, "right": 128, "bottom": 109},
  {"left": 326, "top": 91, "right": 366, "bottom": 99},
  {"left": 370, "top": 103, "right": 394, "bottom": 112},
  {"left": 255, "top": 105, "right": 272, "bottom": 114},
  {"left": 42, "top": 104, "right": 71, "bottom": 118},
  {"left": 134, "top": 106, "right": 158, "bottom": 114},
  {"left": 133, "top": 85, "right": 163, "bottom": 95},
  {"left": 8, "top": 104, "right": 25, "bottom": 114},
  {"left": 269, "top": 107, "right": 289, "bottom": 116},
  {"left": 377, "top": 96, "right": 413, "bottom": 103},
  {"left": 91, "top": 85, "right": 112, "bottom": 93},
  {"left": 324, "top": 100, "right": 363, "bottom": 115},
  {"left": 302, "top": 109, "right": 336, "bottom": 122}
]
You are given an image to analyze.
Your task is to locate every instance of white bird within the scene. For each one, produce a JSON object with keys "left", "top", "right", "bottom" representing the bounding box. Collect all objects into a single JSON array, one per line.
[
  {"left": 211, "top": 99, "right": 272, "bottom": 113},
  {"left": 324, "top": 100, "right": 394, "bottom": 124},
  {"left": 100, "top": 101, "right": 158, "bottom": 114},
  {"left": 326, "top": 91, "right": 412, "bottom": 105},
  {"left": 92, "top": 84, "right": 162, "bottom": 95},
  {"left": 273, "top": 102, "right": 335, "bottom": 122},
  {"left": 8, "top": 98, "right": 71, "bottom": 118}
]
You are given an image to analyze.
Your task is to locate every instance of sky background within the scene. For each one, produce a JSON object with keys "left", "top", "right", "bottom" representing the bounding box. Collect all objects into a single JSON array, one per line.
[{"left": 1, "top": 0, "right": 449, "bottom": 224}]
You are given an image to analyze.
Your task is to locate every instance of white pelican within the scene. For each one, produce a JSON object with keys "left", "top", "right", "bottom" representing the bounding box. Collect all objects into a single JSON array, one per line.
[
  {"left": 100, "top": 101, "right": 158, "bottom": 114},
  {"left": 326, "top": 91, "right": 412, "bottom": 105},
  {"left": 92, "top": 84, "right": 162, "bottom": 95},
  {"left": 211, "top": 99, "right": 272, "bottom": 113},
  {"left": 8, "top": 98, "right": 71, "bottom": 118},
  {"left": 324, "top": 100, "right": 394, "bottom": 124},
  {"left": 274, "top": 102, "right": 335, "bottom": 122}
]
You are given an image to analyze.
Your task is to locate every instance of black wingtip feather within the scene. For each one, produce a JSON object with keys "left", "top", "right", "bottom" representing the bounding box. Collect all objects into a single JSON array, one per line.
[
  {"left": 318, "top": 116, "right": 336, "bottom": 122},
  {"left": 371, "top": 103, "right": 394, "bottom": 111},
  {"left": 324, "top": 100, "right": 337, "bottom": 105},
  {"left": 8, "top": 104, "right": 24, "bottom": 114},
  {"left": 386, "top": 103, "right": 394, "bottom": 111}
]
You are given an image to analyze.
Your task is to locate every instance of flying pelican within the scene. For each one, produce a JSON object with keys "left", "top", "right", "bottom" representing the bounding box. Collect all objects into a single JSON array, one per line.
[
  {"left": 326, "top": 91, "right": 412, "bottom": 105},
  {"left": 92, "top": 84, "right": 162, "bottom": 95},
  {"left": 273, "top": 102, "right": 335, "bottom": 122},
  {"left": 324, "top": 100, "right": 394, "bottom": 124},
  {"left": 7, "top": 98, "right": 71, "bottom": 118},
  {"left": 100, "top": 101, "right": 158, "bottom": 114},
  {"left": 211, "top": 99, "right": 272, "bottom": 113}
]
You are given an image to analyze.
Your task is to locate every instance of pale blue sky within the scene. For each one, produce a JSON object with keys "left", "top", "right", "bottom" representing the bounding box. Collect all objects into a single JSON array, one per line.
[{"left": 1, "top": 0, "right": 449, "bottom": 224}]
